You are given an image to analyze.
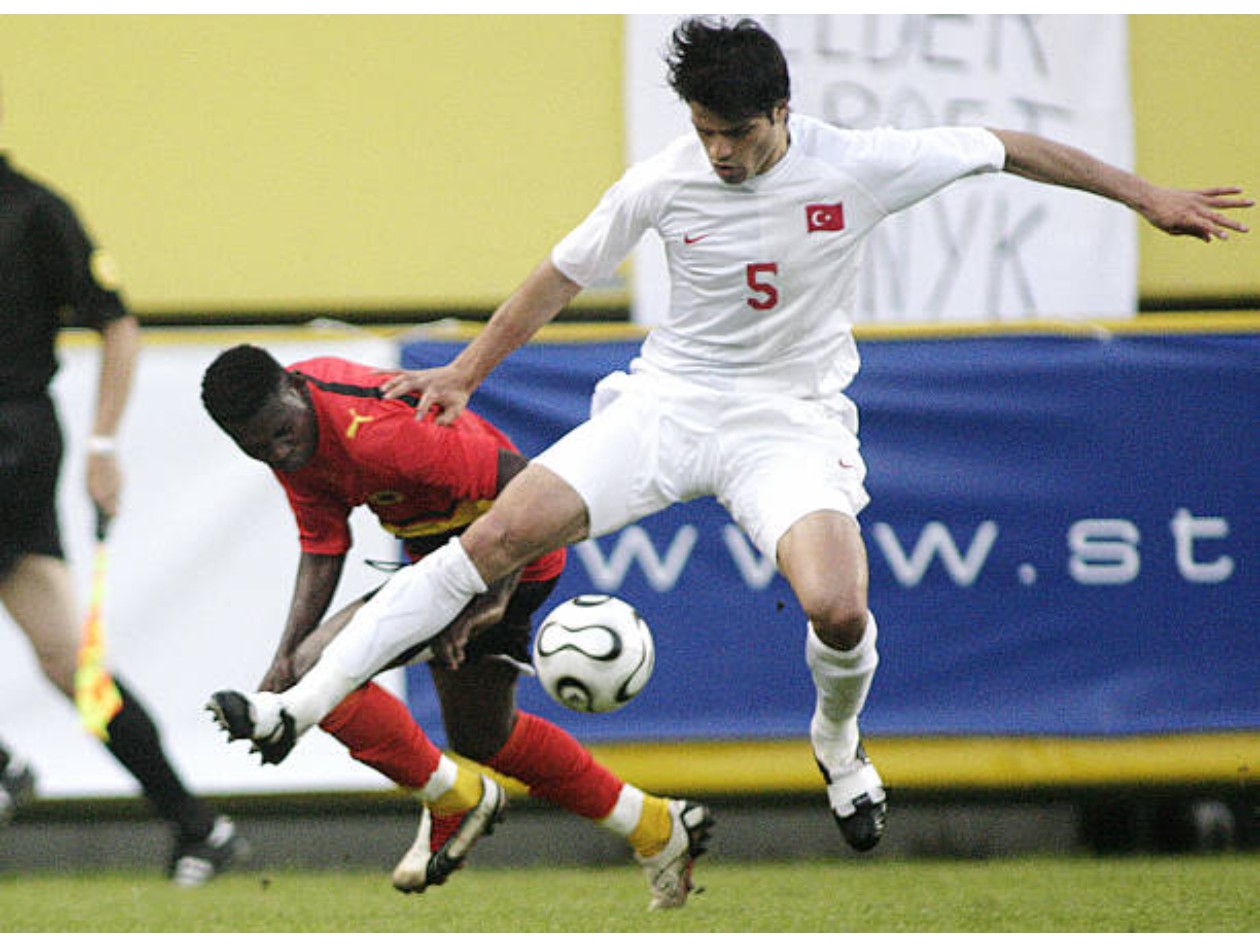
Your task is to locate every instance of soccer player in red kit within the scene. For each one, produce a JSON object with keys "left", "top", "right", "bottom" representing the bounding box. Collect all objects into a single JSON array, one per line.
[{"left": 201, "top": 344, "right": 710, "bottom": 908}]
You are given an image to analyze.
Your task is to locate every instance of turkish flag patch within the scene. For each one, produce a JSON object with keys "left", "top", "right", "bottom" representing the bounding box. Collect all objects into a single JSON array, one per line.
[{"left": 806, "top": 202, "right": 845, "bottom": 232}]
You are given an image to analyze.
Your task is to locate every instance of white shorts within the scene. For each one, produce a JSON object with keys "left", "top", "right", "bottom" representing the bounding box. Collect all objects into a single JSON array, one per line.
[{"left": 534, "top": 365, "right": 869, "bottom": 562}]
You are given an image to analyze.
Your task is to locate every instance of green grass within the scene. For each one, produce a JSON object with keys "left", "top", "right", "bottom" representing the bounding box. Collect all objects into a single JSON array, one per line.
[{"left": 2, "top": 854, "right": 1257, "bottom": 932}]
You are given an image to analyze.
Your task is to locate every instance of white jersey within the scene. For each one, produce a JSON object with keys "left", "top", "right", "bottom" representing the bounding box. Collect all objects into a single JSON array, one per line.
[{"left": 552, "top": 113, "right": 1005, "bottom": 399}]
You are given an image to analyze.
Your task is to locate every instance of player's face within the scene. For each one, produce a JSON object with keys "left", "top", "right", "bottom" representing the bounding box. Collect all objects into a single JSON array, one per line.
[
  {"left": 226, "top": 383, "right": 318, "bottom": 472},
  {"left": 689, "top": 101, "right": 789, "bottom": 186}
]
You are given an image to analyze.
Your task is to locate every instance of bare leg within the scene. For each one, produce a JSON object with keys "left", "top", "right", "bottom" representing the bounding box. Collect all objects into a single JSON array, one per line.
[
  {"left": 0, "top": 554, "right": 81, "bottom": 696},
  {"left": 776, "top": 511, "right": 886, "bottom": 851},
  {"left": 2, "top": 554, "right": 220, "bottom": 846}
]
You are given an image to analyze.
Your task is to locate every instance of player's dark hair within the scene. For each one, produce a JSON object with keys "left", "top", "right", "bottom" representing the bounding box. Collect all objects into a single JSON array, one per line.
[
  {"left": 201, "top": 344, "right": 287, "bottom": 428},
  {"left": 665, "top": 16, "right": 789, "bottom": 121}
]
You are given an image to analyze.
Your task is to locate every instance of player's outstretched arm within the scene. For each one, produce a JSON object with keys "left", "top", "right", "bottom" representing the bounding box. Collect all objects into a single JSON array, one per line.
[
  {"left": 990, "top": 128, "right": 1253, "bottom": 242},
  {"left": 382, "top": 259, "right": 583, "bottom": 424}
]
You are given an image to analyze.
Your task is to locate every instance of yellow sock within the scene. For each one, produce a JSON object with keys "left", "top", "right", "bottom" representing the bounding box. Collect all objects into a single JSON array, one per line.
[
  {"left": 428, "top": 762, "right": 484, "bottom": 816},
  {"left": 628, "top": 795, "right": 673, "bottom": 858}
]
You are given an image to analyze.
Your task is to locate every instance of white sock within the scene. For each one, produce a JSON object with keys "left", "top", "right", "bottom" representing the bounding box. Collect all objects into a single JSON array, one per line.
[
  {"left": 806, "top": 613, "right": 879, "bottom": 775},
  {"left": 416, "top": 755, "right": 458, "bottom": 804},
  {"left": 282, "top": 538, "right": 488, "bottom": 731},
  {"left": 598, "top": 783, "right": 645, "bottom": 838}
]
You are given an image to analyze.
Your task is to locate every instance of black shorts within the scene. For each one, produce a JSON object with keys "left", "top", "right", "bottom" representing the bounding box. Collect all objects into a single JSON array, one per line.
[{"left": 0, "top": 394, "right": 64, "bottom": 578}]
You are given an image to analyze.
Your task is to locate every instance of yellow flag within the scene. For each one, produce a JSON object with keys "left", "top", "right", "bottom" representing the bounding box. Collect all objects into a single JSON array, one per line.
[{"left": 74, "top": 536, "right": 123, "bottom": 740}]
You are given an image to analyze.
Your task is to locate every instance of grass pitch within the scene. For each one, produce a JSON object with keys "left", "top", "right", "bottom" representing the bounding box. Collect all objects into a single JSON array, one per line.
[{"left": 1, "top": 854, "right": 1257, "bottom": 932}]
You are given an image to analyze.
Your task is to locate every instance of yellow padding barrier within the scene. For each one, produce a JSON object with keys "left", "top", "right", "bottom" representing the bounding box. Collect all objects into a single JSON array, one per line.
[{"left": 570, "top": 732, "right": 1260, "bottom": 795}]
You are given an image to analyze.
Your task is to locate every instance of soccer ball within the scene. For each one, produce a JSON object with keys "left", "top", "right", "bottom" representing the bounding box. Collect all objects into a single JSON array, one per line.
[{"left": 532, "top": 594, "right": 655, "bottom": 713}]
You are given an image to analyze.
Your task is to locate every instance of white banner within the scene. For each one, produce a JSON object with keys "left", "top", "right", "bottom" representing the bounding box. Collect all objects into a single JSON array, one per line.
[
  {"left": 626, "top": 14, "right": 1136, "bottom": 324},
  {"left": 0, "top": 329, "right": 407, "bottom": 798}
]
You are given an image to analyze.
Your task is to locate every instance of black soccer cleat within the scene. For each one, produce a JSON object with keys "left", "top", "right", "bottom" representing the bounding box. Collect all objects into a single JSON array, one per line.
[
  {"left": 206, "top": 690, "right": 297, "bottom": 766},
  {"left": 835, "top": 791, "right": 888, "bottom": 852},
  {"left": 206, "top": 690, "right": 255, "bottom": 741},
  {"left": 0, "top": 755, "right": 36, "bottom": 823},
  {"left": 818, "top": 742, "right": 887, "bottom": 853},
  {"left": 169, "top": 815, "right": 248, "bottom": 887}
]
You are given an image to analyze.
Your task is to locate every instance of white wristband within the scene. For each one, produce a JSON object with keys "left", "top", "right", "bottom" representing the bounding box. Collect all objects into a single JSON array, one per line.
[{"left": 87, "top": 435, "right": 117, "bottom": 456}]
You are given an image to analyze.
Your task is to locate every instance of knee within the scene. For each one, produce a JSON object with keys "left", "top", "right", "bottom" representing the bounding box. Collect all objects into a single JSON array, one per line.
[
  {"left": 34, "top": 647, "right": 76, "bottom": 697},
  {"left": 463, "top": 513, "right": 537, "bottom": 581},
  {"left": 805, "top": 599, "right": 869, "bottom": 652},
  {"left": 462, "top": 475, "right": 587, "bottom": 580}
]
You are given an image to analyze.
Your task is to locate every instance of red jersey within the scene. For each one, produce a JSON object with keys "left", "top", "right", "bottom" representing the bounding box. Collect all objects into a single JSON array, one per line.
[{"left": 276, "top": 356, "right": 564, "bottom": 583}]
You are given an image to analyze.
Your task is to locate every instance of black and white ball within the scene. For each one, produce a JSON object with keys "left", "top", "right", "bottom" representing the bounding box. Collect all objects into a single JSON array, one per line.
[{"left": 532, "top": 595, "right": 655, "bottom": 713}]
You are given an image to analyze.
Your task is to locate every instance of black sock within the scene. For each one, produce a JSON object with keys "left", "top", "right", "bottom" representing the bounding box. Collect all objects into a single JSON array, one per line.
[{"left": 105, "top": 678, "right": 215, "bottom": 843}]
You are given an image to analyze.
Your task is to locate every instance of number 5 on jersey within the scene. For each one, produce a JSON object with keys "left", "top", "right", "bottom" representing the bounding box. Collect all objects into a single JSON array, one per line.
[{"left": 746, "top": 262, "right": 779, "bottom": 311}]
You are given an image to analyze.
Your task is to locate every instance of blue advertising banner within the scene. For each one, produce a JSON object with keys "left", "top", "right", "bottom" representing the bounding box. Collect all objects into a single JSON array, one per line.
[{"left": 400, "top": 329, "right": 1258, "bottom": 745}]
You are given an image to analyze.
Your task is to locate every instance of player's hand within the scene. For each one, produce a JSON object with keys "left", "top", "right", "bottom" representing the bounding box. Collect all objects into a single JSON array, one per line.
[
  {"left": 86, "top": 453, "right": 121, "bottom": 520},
  {"left": 1142, "top": 186, "right": 1252, "bottom": 242},
  {"left": 380, "top": 365, "right": 473, "bottom": 426},
  {"left": 258, "top": 657, "right": 298, "bottom": 693},
  {"left": 430, "top": 598, "right": 500, "bottom": 670},
  {"left": 430, "top": 594, "right": 509, "bottom": 670},
  {"left": 430, "top": 618, "right": 473, "bottom": 670},
  {"left": 429, "top": 572, "right": 521, "bottom": 670}
]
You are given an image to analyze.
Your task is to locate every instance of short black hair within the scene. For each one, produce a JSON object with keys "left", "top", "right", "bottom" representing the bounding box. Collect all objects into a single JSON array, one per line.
[
  {"left": 201, "top": 344, "right": 287, "bottom": 428},
  {"left": 665, "top": 17, "right": 790, "bottom": 121}
]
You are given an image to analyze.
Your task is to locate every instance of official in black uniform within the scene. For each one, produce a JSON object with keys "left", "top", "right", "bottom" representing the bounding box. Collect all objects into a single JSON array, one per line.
[{"left": 0, "top": 143, "right": 242, "bottom": 885}]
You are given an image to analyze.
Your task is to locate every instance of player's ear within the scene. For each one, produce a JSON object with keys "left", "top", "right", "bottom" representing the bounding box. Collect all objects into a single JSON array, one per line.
[{"left": 282, "top": 372, "right": 306, "bottom": 401}]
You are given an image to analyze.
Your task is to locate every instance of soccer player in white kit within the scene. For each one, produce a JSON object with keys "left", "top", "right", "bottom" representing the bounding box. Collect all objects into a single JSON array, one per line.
[{"left": 210, "top": 16, "right": 1251, "bottom": 865}]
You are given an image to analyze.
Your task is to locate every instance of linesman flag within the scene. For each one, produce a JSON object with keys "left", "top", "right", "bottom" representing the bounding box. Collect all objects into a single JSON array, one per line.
[{"left": 74, "top": 509, "right": 124, "bottom": 740}]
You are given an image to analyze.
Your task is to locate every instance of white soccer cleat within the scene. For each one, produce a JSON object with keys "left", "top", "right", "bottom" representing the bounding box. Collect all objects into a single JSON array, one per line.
[
  {"left": 635, "top": 798, "right": 715, "bottom": 910},
  {"left": 392, "top": 775, "right": 506, "bottom": 894}
]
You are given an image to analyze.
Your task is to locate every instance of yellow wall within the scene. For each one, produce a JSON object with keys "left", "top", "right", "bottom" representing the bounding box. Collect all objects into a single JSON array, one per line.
[
  {"left": 0, "top": 14, "right": 624, "bottom": 313},
  {"left": 1130, "top": 15, "right": 1260, "bottom": 301},
  {"left": 0, "top": 14, "right": 1255, "bottom": 315}
]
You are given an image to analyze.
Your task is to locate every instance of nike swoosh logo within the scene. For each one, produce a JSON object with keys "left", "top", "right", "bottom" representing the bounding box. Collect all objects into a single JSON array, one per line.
[{"left": 684, "top": 233, "right": 710, "bottom": 245}]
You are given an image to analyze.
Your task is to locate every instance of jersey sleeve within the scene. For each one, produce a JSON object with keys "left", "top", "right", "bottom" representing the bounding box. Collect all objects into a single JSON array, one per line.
[
  {"left": 551, "top": 166, "right": 657, "bottom": 288},
  {"left": 31, "top": 191, "right": 127, "bottom": 331},
  {"left": 844, "top": 126, "right": 1006, "bottom": 217}
]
